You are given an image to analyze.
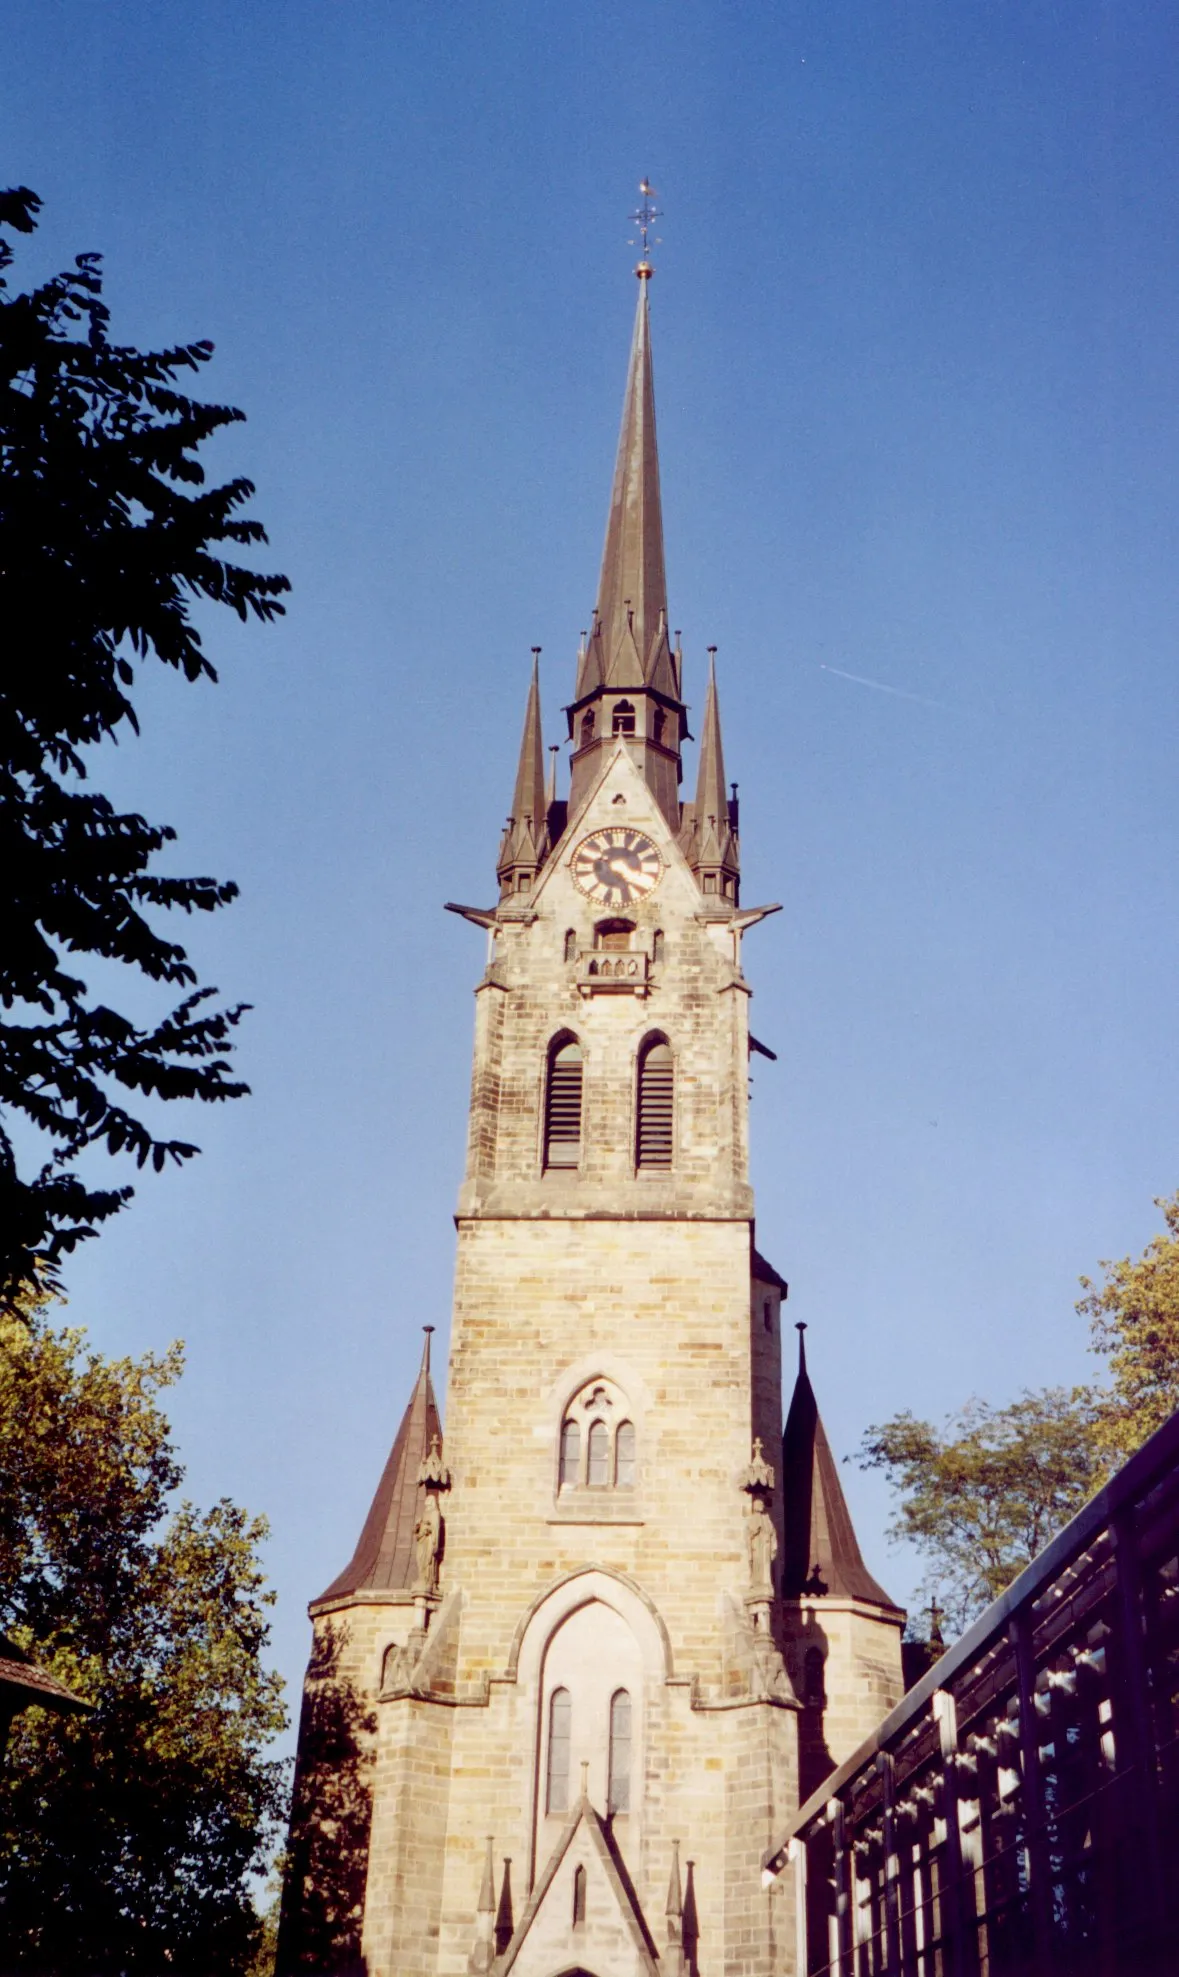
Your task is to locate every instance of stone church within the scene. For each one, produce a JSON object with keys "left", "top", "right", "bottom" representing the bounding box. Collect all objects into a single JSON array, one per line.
[{"left": 277, "top": 258, "right": 905, "bottom": 1977}]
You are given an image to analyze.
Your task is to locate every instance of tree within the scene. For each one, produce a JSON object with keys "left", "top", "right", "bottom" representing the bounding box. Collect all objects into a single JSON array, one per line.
[
  {"left": 1079, "top": 1189, "right": 1179, "bottom": 1462},
  {"left": 0, "top": 186, "right": 288, "bottom": 1307},
  {"left": 859, "top": 1386, "right": 1106, "bottom": 1637},
  {"left": 0, "top": 1299, "right": 287, "bottom": 1973},
  {"left": 860, "top": 1193, "right": 1179, "bottom": 1640}
]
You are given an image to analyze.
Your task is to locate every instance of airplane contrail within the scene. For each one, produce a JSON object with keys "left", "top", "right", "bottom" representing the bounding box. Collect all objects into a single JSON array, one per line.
[{"left": 820, "top": 662, "right": 947, "bottom": 710}]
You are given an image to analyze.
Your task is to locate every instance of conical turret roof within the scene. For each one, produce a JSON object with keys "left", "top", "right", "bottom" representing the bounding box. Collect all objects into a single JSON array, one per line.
[
  {"left": 781, "top": 1327, "right": 898, "bottom": 1609},
  {"left": 315, "top": 1329, "right": 442, "bottom": 1604},
  {"left": 498, "top": 653, "right": 549, "bottom": 884},
  {"left": 690, "top": 651, "right": 739, "bottom": 876}
]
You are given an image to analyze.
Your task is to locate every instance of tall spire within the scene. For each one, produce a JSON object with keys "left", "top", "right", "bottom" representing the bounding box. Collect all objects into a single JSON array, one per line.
[
  {"left": 780, "top": 1325, "right": 899, "bottom": 1609},
  {"left": 592, "top": 270, "right": 670, "bottom": 690},
  {"left": 314, "top": 1328, "right": 442, "bottom": 1604},
  {"left": 497, "top": 651, "right": 550, "bottom": 897},
  {"left": 684, "top": 649, "right": 740, "bottom": 903},
  {"left": 567, "top": 265, "right": 686, "bottom": 826}
]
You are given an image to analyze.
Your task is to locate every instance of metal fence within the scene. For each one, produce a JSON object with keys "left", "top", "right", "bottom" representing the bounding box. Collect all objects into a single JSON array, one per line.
[{"left": 763, "top": 1406, "right": 1179, "bottom": 1976}]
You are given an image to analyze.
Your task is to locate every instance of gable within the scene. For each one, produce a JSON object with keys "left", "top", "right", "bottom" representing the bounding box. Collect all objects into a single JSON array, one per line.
[{"left": 500, "top": 1799, "right": 659, "bottom": 1977}]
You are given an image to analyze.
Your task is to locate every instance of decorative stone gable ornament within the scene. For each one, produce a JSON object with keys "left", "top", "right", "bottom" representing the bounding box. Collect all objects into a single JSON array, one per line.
[
  {"left": 739, "top": 1436, "right": 775, "bottom": 1501},
  {"left": 418, "top": 1432, "right": 451, "bottom": 1492}
]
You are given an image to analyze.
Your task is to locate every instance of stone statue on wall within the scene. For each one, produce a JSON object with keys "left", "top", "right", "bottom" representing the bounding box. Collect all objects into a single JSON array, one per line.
[
  {"left": 747, "top": 1500, "right": 778, "bottom": 1595},
  {"left": 414, "top": 1490, "right": 442, "bottom": 1594}
]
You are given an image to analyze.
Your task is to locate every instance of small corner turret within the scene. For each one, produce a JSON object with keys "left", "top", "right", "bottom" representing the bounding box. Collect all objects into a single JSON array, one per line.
[
  {"left": 497, "top": 650, "right": 551, "bottom": 901},
  {"left": 679, "top": 648, "right": 740, "bottom": 907}
]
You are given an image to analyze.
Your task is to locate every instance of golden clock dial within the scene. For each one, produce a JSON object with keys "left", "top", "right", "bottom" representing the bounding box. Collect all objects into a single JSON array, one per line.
[{"left": 570, "top": 828, "right": 663, "bottom": 906}]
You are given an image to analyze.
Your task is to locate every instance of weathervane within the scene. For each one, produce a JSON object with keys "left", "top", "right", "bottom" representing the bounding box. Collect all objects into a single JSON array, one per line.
[{"left": 628, "top": 178, "right": 663, "bottom": 275}]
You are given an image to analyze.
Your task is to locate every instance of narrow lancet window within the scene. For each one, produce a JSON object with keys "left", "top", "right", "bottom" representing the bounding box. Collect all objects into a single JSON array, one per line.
[
  {"left": 572, "top": 1863, "right": 587, "bottom": 1926},
  {"left": 544, "top": 1038, "right": 583, "bottom": 1170},
  {"left": 547, "top": 1688, "right": 572, "bottom": 1813},
  {"left": 636, "top": 1038, "right": 674, "bottom": 1170},
  {"left": 608, "top": 1690, "right": 632, "bottom": 1813},
  {"left": 587, "top": 1420, "right": 609, "bottom": 1487},
  {"left": 559, "top": 1420, "right": 580, "bottom": 1488},
  {"left": 615, "top": 1420, "right": 636, "bottom": 1487}
]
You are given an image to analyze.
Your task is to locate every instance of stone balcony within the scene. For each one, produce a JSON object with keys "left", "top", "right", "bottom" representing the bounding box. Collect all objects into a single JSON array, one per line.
[{"left": 575, "top": 948, "right": 653, "bottom": 997}]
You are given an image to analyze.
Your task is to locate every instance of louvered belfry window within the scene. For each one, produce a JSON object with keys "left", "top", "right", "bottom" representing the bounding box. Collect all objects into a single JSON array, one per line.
[
  {"left": 544, "top": 1038, "right": 583, "bottom": 1169},
  {"left": 636, "top": 1039, "right": 674, "bottom": 1170}
]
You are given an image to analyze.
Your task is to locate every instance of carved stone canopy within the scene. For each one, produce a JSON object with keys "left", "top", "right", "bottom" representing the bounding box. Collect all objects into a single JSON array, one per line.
[
  {"left": 418, "top": 1434, "right": 452, "bottom": 1492},
  {"left": 739, "top": 1436, "right": 775, "bottom": 1502}
]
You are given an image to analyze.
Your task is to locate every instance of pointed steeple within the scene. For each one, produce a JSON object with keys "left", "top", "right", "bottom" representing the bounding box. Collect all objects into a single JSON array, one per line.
[
  {"left": 594, "top": 272, "right": 669, "bottom": 688},
  {"left": 497, "top": 651, "right": 550, "bottom": 897},
  {"left": 781, "top": 1325, "right": 899, "bottom": 1609},
  {"left": 567, "top": 267, "right": 686, "bottom": 828},
  {"left": 683, "top": 649, "right": 740, "bottom": 904},
  {"left": 314, "top": 1328, "right": 443, "bottom": 1604}
]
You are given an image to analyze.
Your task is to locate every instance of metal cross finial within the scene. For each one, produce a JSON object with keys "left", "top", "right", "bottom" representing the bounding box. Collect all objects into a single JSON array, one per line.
[{"left": 628, "top": 178, "right": 663, "bottom": 272}]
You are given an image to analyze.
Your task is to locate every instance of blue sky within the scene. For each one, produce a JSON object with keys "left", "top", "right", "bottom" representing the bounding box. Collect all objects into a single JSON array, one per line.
[{"left": 5, "top": 0, "right": 1178, "bottom": 1734}]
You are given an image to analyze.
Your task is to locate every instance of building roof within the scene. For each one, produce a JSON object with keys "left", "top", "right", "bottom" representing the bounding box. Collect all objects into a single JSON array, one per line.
[
  {"left": 0, "top": 1638, "right": 91, "bottom": 1717},
  {"left": 780, "top": 1326, "right": 900, "bottom": 1610},
  {"left": 315, "top": 1329, "right": 442, "bottom": 1605}
]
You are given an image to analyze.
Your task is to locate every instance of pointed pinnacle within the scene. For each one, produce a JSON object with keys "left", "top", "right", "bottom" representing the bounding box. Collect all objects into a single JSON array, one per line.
[
  {"left": 665, "top": 1838, "right": 683, "bottom": 1919},
  {"left": 477, "top": 1837, "right": 495, "bottom": 1914}
]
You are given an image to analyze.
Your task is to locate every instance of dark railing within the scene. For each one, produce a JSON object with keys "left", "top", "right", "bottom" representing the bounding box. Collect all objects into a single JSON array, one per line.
[{"left": 763, "top": 1405, "right": 1179, "bottom": 1975}]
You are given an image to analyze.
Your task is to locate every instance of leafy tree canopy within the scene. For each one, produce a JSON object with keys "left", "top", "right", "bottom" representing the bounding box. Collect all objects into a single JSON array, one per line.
[
  {"left": 0, "top": 186, "right": 288, "bottom": 1306},
  {"left": 861, "top": 1193, "right": 1179, "bottom": 1638},
  {"left": 0, "top": 1298, "right": 288, "bottom": 1973},
  {"left": 859, "top": 1386, "right": 1106, "bottom": 1637},
  {"left": 1080, "top": 1189, "right": 1179, "bottom": 1462}
]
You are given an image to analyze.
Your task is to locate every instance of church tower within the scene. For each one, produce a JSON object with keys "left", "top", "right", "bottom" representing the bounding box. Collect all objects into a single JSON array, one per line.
[{"left": 279, "top": 253, "right": 902, "bottom": 1977}]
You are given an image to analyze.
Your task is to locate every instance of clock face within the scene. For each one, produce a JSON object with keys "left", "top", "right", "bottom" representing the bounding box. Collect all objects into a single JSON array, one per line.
[{"left": 570, "top": 828, "right": 663, "bottom": 906}]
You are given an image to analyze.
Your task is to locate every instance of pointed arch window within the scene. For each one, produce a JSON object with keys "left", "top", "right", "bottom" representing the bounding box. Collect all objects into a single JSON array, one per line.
[
  {"left": 608, "top": 1690, "right": 632, "bottom": 1814},
  {"left": 586, "top": 1420, "right": 609, "bottom": 1487},
  {"left": 614, "top": 1421, "right": 636, "bottom": 1488},
  {"left": 572, "top": 1863, "right": 587, "bottom": 1927},
  {"left": 612, "top": 700, "right": 636, "bottom": 736},
  {"left": 580, "top": 710, "right": 595, "bottom": 746},
  {"left": 636, "top": 1037, "right": 674, "bottom": 1171},
  {"left": 653, "top": 707, "right": 666, "bottom": 745},
  {"left": 547, "top": 1688, "right": 572, "bottom": 1813},
  {"left": 559, "top": 1420, "right": 581, "bottom": 1489},
  {"left": 544, "top": 1037, "right": 583, "bottom": 1170}
]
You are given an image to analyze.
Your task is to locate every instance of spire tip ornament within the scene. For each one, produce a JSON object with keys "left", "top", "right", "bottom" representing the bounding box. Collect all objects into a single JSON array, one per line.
[{"left": 628, "top": 177, "right": 662, "bottom": 277}]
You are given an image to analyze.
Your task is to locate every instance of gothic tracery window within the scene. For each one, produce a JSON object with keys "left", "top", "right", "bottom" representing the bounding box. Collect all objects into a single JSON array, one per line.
[{"left": 557, "top": 1378, "right": 636, "bottom": 1494}]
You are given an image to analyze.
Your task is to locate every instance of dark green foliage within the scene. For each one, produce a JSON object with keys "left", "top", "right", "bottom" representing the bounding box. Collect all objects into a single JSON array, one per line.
[
  {"left": 0, "top": 187, "right": 288, "bottom": 1304},
  {"left": 0, "top": 1302, "right": 288, "bottom": 1973},
  {"left": 859, "top": 1386, "right": 1106, "bottom": 1636}
]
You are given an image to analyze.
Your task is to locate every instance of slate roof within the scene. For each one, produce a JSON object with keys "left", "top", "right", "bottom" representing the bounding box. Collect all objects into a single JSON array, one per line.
[{"left": 315, "top": 1330, "right": 442, "bottom": 1605}]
